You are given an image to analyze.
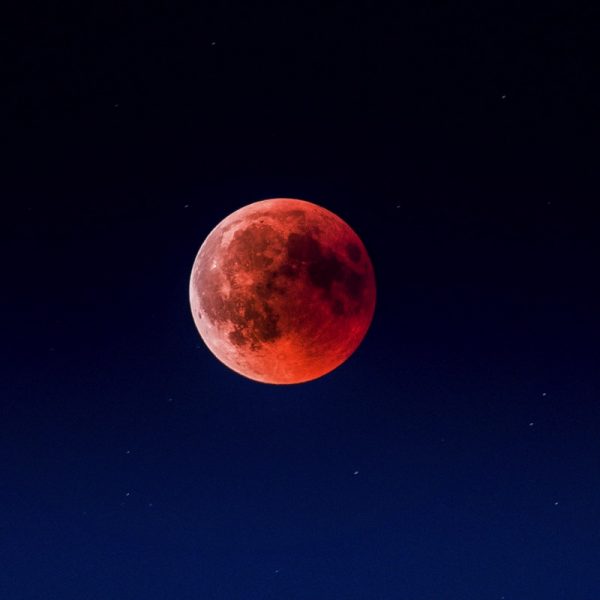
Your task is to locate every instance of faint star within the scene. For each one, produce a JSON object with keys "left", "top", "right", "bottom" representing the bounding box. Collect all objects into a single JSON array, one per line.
[
  {"left": 113, "top": 103, "right": 119, "bottom": 108},
  {"left": 274, "top": 569, "right": 280, "bottom": 574},
  {"left": 210, "top": 41, "right": 216, "bottom": 46},
  {"left": 528, "top": 422, "right": 534, "bottom": 427},
  {"left": 501, "top": 94, "right": 507, "bottom": 100},
  {"left": 184, "top": 204, "right": 190, "bottom": 208},
  {"left": 125, "top": 492, "right": 131, "bottom": 497},
  {"left": 554, "top": 501, "right": 559, "bottom": 506},
  {"left": 353, "top": 470, "right": 359, "bottom": 476},
  {"left": 542, "top": 392, "right": 547, "bottom": 397}
]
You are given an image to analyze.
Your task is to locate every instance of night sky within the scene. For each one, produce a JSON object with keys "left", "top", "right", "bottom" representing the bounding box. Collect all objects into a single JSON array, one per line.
[{"left": 3, "top": 2, "right": 599, "bottom": 599}]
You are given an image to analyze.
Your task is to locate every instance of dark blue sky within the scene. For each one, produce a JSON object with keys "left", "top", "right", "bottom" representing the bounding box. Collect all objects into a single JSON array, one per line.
[{"left": 2, "top": 2, "right": 599, "bottom": 599}]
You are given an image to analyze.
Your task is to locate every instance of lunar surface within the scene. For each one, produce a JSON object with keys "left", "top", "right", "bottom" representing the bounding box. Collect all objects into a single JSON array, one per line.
[{"left": 189, "top": 198, "right": 376, "bottom": 384}]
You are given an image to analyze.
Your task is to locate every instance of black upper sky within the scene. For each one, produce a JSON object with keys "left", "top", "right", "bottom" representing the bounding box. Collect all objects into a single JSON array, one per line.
[{"left": 2, "top": 2, "right": 599, "bottom": 599}]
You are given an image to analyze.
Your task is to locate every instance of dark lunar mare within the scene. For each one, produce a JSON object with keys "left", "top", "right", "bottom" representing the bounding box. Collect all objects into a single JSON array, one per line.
[{"left": 198, "top": 221, "right": 368, "bottom": 350}]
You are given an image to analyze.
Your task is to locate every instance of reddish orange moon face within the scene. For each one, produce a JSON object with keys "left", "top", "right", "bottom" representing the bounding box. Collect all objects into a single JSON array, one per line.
[{"left": 189, "top": 198, "right": 376, "bottom": 384}]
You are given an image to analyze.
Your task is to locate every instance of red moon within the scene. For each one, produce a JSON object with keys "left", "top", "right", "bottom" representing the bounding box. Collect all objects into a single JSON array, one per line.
[{"left": 189, "top": 198, "right": 376, "bottom": 384}]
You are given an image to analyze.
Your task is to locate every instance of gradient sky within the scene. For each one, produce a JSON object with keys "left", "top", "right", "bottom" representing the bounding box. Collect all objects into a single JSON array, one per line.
[{"left": 2, "top": 3, "right": 598, "bottom": 599}]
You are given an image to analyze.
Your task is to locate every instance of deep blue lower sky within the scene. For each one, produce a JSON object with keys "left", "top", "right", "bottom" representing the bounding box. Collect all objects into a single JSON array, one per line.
[{"left": 2, "top": 2, "right": 598, "bottom": 599}]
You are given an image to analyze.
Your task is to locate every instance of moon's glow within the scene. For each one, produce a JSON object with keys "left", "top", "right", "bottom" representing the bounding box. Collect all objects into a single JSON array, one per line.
[{"left": 189, "top": 198, "right": 376, "bottom": 384}]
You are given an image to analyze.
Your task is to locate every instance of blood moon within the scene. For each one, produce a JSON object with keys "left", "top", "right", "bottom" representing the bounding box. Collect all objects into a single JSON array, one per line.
[{"left": 189, "top": 198, "right": 376, "bottom": 384}]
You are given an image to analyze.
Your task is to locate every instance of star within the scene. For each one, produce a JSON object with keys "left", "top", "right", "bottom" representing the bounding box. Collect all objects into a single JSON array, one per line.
[{"left": 353, "top": 470, "right": 359, "bottom": 476}]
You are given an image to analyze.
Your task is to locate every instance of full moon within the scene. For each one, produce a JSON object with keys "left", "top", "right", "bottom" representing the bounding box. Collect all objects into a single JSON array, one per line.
[{"left": 189, "top": 198, "right": 376, "bottom": 384}]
